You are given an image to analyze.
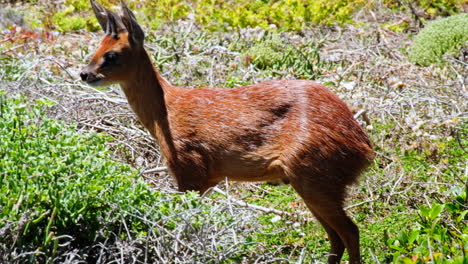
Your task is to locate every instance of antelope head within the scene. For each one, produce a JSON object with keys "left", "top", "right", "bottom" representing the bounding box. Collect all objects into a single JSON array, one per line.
[{"left": 80, "top": 0, "right": 145, "bottom": 86}]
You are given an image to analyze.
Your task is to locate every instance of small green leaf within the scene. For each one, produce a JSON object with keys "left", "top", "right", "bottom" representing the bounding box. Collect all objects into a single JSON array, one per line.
[{"left": 429, "top": 204, "right": 444, "bottom": 220}]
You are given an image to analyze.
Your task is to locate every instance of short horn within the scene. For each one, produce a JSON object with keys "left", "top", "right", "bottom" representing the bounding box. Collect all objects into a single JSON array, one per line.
[
  {"left": 121, "top": 0, "right": 137, "bottom": 21},
  {"left": 90, "top": 0, "right": 108, "bottom": 31},
  {"left": 105, "top": 9, "right": 126, "bottom": 38},
  {"left": 120, "top": 0, "right": 145, "bottom": 45}
]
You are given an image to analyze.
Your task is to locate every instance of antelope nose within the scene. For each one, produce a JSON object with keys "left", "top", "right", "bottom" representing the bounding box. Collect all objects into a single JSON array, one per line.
[{"left": 80, "top": 71, "right": 89, "bottom": 82}]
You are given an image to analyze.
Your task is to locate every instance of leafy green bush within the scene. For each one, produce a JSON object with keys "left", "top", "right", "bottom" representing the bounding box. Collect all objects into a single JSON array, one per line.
[
  {"left": 52, "top": 6, "right": 100, "bottom": 32},
  {"left": 384, "top": 0, "right": 465, "bottom": 16},
  {"left": 0, "top": 91, "right": 147, "bottom": 256},
  {"left": 195, "top": 0, "right": 367, "bottom": 31},
  {"left": 244, "top": 35, "right": 286, "bottom": 70},
  {"left": 385, "top": 190, "right": 467, "bottom": 263},
  {"left": 143, "top": 0, "right": 191, "bottom": 29},
  {"left": 244, "top": 34, "right": 332, "bottom": 79},
  {"left": 408, "top": 14, "right": 468, "bottom": 66},
  {"left": 53, "top": 8, "right": 86, "bottom": 32},
  {"left": 44, "top": 0, "right": 366, "bottom": 32}
]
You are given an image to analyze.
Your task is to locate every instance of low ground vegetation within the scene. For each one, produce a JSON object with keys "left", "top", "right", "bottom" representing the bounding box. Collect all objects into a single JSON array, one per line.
[
  {"left": 0, "top": 0, "right": 467, "bottom": 263},
  {"left": 408, "top": 13, "right": 468, "bottom": 66}
]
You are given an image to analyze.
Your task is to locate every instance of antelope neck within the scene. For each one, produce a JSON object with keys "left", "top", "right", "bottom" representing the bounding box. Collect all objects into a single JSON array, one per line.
[{"left": 119, "top": 49, "right": 176, "bottom": 159}]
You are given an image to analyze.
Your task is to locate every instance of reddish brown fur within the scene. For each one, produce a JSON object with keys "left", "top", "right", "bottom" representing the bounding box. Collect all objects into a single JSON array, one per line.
[{"left": 82, "top": 7, "right": 374, "bottom": 262}]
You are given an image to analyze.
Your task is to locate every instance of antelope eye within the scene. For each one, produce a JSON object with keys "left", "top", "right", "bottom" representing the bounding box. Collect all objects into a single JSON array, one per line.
[{"left": 103, "top": 51, "right": 119, "bottom": 66}]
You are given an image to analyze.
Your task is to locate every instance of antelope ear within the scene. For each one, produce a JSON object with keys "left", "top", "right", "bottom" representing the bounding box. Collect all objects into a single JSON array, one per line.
[
  {"left": 120, "top": 0, "right": 145, "bottom": 46},
  {"left": 90, "top": 0, "right": 108, "bottom": 31}
]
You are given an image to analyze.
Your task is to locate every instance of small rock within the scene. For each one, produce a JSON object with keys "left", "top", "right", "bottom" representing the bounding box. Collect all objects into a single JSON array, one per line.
[{"left": 270, "top": 215, "right": 281, "bottom": 223}]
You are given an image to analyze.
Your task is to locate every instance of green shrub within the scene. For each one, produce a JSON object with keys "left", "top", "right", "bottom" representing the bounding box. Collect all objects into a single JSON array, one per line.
[
  {"left": 0, "top": 91, "right": 146, "bottom": 256},
  {"left": 384, "top": 0, "right": 464, "bottom": 16},
  {"left": 145, "top": 0, "right": 191, "bottom": 28},
  {"left": 189, "top": 0, "right": 366, "bottom": 31},
  {"left": 244, "top": 35, "right": 286, "bottom": 70},
  {"left": 45, "top": 0, "right": 366, "bottom": 32},
  {"left": 52, "top": 6, "right": 99, "bottom": 32},
  {"left": 408, "top": 14, "right": 468, "bottom": 66},
  {"left": 243, "top": 34, "right": 332, "bottom": 79},
  {"left": 385, "top": 190, "right": 468, "bottom": 263}
]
